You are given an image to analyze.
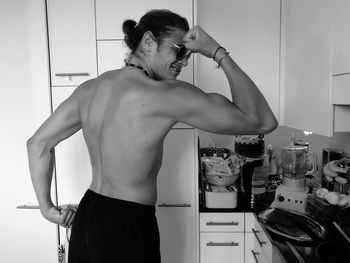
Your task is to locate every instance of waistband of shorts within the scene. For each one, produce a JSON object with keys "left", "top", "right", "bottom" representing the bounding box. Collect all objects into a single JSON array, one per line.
[{"left": 83, "top": 189, "right": 156, "bottom": 213}]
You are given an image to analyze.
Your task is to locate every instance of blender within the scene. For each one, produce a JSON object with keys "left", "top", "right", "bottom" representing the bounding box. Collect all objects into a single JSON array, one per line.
[{"left": 272, "top": 146, "right": 312, "bottom": 214}]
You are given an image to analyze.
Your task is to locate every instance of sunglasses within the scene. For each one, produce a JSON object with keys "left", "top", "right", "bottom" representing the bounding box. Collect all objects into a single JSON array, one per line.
[{"left": 164, "top": 40, "right": 192, "bottom": 61}]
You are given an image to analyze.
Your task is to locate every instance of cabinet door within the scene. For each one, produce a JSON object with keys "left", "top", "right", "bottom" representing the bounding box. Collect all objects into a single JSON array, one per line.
[
  {"left": 51, "top": 87, "right": 92, "bottom": 205},
  {"left": 332, "top": 0, "right": 350, "bottom": 75},
  {"left": 283, "top": 0, "right": 333, "bottom": 136},
  {"left": 200, "top": 232, "right": 244, "bottom": 263},
  {"left": 157, "top": 129, "right": 196, "bottom": 204},
  {"left": 95, "top": 0, "right": 193, "bottom": 40},
  {"left": 47, "top": 0, "right": 97, "bottom": 86},
  {"left": 245, "top": 232, "right": 271, "bottom": 263},
  {"left": 156, "top": 129, "right": 196, "bottom": 263},
  {"left": 97, "top": 40, "right": 194, "bottom": 83},
  {"left": 13, "top": 210, "right": 58, "bottom": 263},
  {"left": 197, "top": 0, "right": 281, "bottom": 121}
]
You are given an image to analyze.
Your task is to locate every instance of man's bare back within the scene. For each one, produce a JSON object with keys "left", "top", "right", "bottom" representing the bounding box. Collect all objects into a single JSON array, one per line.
[
  {"left": 80, "top": 68, "right": 177, "bottom": 205},
  {"left": 27, "top": 22, "right": 277, "bottom": 231}
]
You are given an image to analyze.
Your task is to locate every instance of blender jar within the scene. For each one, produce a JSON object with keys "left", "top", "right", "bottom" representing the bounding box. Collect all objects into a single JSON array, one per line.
[{"left": 281, "top": 146, "right": 308, "bottom": 189}]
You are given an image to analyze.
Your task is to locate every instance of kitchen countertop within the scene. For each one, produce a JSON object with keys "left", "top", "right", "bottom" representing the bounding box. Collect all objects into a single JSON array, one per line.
[{"left": 199, "top": 190, "right": 349, "bottom": 263}]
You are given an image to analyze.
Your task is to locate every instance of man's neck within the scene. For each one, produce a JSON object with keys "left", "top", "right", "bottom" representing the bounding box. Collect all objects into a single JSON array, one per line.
[{"left": 126, "top": 55, "right": 154, "bottom": 79}]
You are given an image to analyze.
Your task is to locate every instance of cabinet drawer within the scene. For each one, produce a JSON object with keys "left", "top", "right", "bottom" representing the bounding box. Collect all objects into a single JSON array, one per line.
[
  {"left": 200, "top": 232, "right": 244, "bottom": 263},
  {"left": 200, "top": 213, "right": 244, "bottom": 232}
]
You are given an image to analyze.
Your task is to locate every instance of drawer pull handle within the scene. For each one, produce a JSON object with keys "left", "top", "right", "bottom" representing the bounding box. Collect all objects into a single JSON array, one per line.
[
  {"left": 251, "top": 250, "right": 260, "bottom": 263},
  {"left": 252, "top": 228, "right": 266, "bottom": 247},
  {"left": 207, "top": 241, "right": 239, "bottom": 247},
  {"left": 55, "top": 73, "right": 90, "bottom": 77},
  {"left": 17, "top": 205, "right": 40, "bottom": 209},
  {"left": 206, "top": 221, "right": 239, "bottom": 226},
  {"left": 158, "top": 203, "right": 191, "bottom": 207},
  {"left": 55, "top": 72, "right": 90, "bottom": 81}
]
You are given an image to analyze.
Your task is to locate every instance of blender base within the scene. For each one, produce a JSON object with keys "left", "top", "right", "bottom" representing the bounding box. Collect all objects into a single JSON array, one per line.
[{"left": 271, "top": 184, "right": 309, "bottom": 214}]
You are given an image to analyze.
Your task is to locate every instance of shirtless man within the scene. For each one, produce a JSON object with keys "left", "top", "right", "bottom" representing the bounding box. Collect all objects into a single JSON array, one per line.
[{"left": 27, "top": 9, "right": 277, "bottom": 263}]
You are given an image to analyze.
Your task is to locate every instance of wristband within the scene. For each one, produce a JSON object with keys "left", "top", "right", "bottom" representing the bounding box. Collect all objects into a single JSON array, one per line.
[
  {"left": 217, "top": 51, "right": 229, "bottom": 68},
  {"left": 212, "top": 46, "right": 225, "bottom": 60},
  {"left": 214, "top": 47, "right": 229, "bottom": 68}
]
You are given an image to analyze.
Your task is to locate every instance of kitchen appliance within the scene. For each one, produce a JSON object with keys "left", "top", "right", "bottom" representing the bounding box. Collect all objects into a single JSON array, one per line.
[
  {"left": 234, "top": 135, "right": 265, "bottom": 198},
  {"left": 272, "top": 146, "right": 315, "bottom": 214}
]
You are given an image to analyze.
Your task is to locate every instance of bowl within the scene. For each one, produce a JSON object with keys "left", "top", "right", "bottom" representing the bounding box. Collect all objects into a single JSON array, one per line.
[
  {"left": 316, "top": 240, "right": 350, "bottom": 263},
  {"left": 205, "top": 173, "right": 239, "bottom": 186}
]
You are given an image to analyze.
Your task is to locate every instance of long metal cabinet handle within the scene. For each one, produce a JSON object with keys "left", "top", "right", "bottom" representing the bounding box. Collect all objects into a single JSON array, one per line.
[
  {"left": 55, "top": 73, "right": 90, "bottom": 77},
  {"left": 206, "top": 241, "right": 239, "bottom": 247},
  {"left": 252, "top": 228, "right": 266, "bottom": 247},
  {"left": 333, "top": 221, "right": 350, "bottom": 245},
  {"left": 17, "top": 205, "right": 40, "bottom": 209},
  {"left": 285, "top": 240, "right": 306, "bottom": 263},
  {"left": 251, "top": 250, "right": 260, "bottom": 263},
  {"left": 157, "top": 203, "right": 191, "bottom": 207},
  {"left": 206, "top": 221, "right": 239, "bottom": 226}
]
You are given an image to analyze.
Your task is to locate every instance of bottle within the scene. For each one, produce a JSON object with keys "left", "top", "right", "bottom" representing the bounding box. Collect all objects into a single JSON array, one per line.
[
  {"left": 266, "top": 144, "right": 278, "bottom": 192},
  {"left": 251, "top": 160, "right": 267, "bottom": 207}
]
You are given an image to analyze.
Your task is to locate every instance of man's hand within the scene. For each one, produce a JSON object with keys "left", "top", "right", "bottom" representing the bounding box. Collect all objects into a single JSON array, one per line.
[
  {"left": 41, "top": 204, "right": 77, "bottom": 228},
  {"left": 323, "top": 158, "right": 349, "bottom": 182},
  {"left": 183, "top": 26, "right": 221, "bottom": 58}
]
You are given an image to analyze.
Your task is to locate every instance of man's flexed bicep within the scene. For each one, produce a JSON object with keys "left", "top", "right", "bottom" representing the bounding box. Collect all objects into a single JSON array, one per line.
[{"left": 165, "top": 83, "right": 261, "bottom": 135}]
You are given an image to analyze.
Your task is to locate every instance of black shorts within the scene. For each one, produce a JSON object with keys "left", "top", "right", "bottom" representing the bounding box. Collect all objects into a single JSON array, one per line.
[{"left": 68, "top": 189, "right": 160, "bottom": 263}]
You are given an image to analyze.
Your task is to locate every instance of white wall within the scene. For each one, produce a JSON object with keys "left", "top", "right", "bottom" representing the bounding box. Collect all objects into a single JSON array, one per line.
[{"left": 0, "top": 0, "right": 57, "bottom": 261}]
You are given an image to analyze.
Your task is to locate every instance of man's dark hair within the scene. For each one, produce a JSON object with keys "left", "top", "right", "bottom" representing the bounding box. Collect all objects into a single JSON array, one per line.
[{"left": 122, "top": 9, "right": 189, "bottom": 54}]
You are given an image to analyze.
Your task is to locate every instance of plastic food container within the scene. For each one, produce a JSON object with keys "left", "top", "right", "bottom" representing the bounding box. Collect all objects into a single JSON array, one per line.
[{"left": 205, "top": 190, "right": 237, "bottom": 209}]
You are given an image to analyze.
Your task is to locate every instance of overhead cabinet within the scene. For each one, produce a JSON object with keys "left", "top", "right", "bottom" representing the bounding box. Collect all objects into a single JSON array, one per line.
[
  {"left": 46, "top": 0, "right": 97, "bottom": 86},
  {"left": 283, "top": 0, "right": 350, "bottom": 135},
  {"left": 331, "top": 0, "right": 350, "bottom": 76},
  {"left": 330, "top": 0, "right": 350, "bottom": 130}
]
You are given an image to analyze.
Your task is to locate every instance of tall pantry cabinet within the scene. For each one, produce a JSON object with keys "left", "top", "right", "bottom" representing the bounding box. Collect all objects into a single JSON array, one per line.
[{"left": 46, "top": 0, "right": 198, "bottom": 262}]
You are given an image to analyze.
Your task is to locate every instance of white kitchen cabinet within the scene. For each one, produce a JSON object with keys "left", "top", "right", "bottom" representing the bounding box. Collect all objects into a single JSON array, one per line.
[
  {"left": 1, "top": 0, "right": 59, "bottom": 262},
  {"left": 156, "top": 128, "right": 197, "bottom": 263},
  {"left": 329, "top": 0, "right": 350, "bottom": 131},
  {"left": 46, "top": 0, "right": 97, "bottom": 86},
  {"left": 200, "top": 213, "right": 245, "bottom": 263},
  {"left": 245, "top": 213, "right": 286, "bottom": 263},
  {"left": 197, "top": 0, "right": 281, "bottom": 122},
  {"left": 200, "top": 232, "right": 245, "bottom": 263},
  {"left": 331, "top": 0, "right": 350, "bottom": 76},
  {"left": 97, "top": 40, "right": 194, "bottom": 83},
  {"left": 95, "top": 0, "right": 193, "bottom": 40},
  {"left": 200, "top": 213, "right": 244, "bottom": 232},
  {"left": 282, "top": 0, "right": 333, "bottom": 136}
]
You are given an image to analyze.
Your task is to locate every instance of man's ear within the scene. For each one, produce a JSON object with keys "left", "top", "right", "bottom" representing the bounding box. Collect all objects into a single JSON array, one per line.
[{"left": 140, "top": 31, "right": 157, "bottom": 53}]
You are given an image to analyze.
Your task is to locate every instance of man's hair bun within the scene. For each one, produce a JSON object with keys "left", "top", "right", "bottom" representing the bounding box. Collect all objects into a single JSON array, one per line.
[{"left": 122, "top": 19, "right": 137, "bottom": 35}]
